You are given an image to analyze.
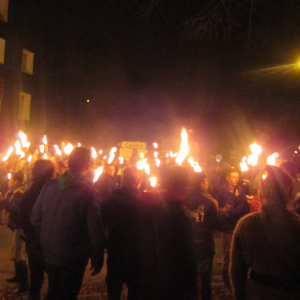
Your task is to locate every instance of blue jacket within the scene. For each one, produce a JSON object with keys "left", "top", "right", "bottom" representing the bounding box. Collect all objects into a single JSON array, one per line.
[{"left": 31, "top": 170, "right": 105, "bottom": 269}]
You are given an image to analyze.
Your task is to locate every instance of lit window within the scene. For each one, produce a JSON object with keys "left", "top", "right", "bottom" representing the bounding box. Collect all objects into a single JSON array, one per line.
[
  {"left": 22, "top": 49, "right": 34, "bottom": 74},
  {"left": 0, "top": 0, "right": 9, "bottom": 22},
  {"left": 0, "top": 38, "right": 5, "bottom": 63},
  {"left": 18, "top": 92, "right": 31, "bottom": 121}
]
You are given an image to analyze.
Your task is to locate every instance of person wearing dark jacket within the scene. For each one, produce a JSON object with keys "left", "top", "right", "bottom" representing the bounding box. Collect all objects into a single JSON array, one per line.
[
  {"left": 31, "top": 147, "right": 105, "bottom": 300},
  {"left": 140, "top": 166, "right": 198, "bottom": 300},
  {"left": 0, "top": 170, "right": 28, "bottom": 294},
  {"left": 218, "top": 169, "right": 249, "bottom": 288},
  {"left": 184, "top": 172, "right": 219, "bottom": 300},
  {"left": 230, "top": 166, "right": 300, "bottom": 300},
  {"left": 20, "top": 159, "right": 55, "bottom": 300},
  {"left": 94, "top": 163, "right": 118, "bottom": 200},
  {"left": 103, "top": 166, "right": 143, "bottom": 300}
]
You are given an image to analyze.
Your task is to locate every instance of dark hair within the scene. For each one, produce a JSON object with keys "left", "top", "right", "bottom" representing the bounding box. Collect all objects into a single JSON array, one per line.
[
  {"left": 161, "top": 166, "right": 190, "bottom": 191},
  {"left": 261, "top": 165, "right": 294, "bottom": 207},
  {"left": 68, "top": 147, "right": 91, "bottom": 172},
  {"left": 121, "top": 166, "right": 142, "bottom": 186},
  {"left": 192, "top": 172, "right": 207, "bottom": 188},
  {"left": 31, "top": 159, "right": 55, "bottom": 183},
  {"left": 11, "top": 170, "right": 24, "bottom": 183}
]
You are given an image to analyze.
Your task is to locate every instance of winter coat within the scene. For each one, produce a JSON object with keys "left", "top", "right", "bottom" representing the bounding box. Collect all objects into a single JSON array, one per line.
[{"left": 31, "top": 170, "right": 105, "bottom": 268}]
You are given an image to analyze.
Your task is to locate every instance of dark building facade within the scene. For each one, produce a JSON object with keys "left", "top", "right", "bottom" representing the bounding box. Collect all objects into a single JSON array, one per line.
[{"left": 0, "top": 1, "right": 62, "bottom": 148}]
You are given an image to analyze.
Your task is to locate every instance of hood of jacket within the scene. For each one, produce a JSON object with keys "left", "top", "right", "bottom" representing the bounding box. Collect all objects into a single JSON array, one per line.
[{"left": 57, "top": 170, "right": 90, "bottom": 190}]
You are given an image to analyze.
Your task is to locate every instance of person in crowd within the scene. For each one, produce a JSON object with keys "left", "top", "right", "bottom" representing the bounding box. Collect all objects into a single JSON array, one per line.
[
  {"left": 94, "top": 162, "right": 118, "bottom": 200},
  {"left": 230, "top": 165, "right": 300, "bottom": 300},
  {"left": 184, "top": 172, "right": 219, "bottom": 300},
  {"left": 218, "top": 168, "right": 250, "bottom": 289},
  {"left": 103, "top": 166, "right": 143, "bottom": 300},
  {"left": 140, "top": 166, "right": 197, "bottom": 300},
  {"left": 31, "top": 147, "right": 105, "bottom": 300},
  {"left": 279, "top": 160, "right": 300, "bottom": 214},
  {"left": 20, "top": 159, "right": 56, "bottom": 300},
  {"left": 56, "top": 160, "right": 66, "bottom": 177},
  {"left": 0, "top": 170, "right": 28, "bottom": 294}
]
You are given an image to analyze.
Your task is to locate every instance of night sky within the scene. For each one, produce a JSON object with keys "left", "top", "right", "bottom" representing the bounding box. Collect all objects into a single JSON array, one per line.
[{"left": 41, "top": 1, "right": 300, "bottom": 159}]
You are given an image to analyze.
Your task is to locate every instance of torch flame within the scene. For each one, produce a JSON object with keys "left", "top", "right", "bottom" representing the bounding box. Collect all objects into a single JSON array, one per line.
[
  {"left": 108, "top": 147, "right": 117, "bottom": 164},
  {"left": 155, "top": 158, "right": 160, "bottom": 167},
  {"left": 43, "top": 135, "right": 48, "bottom": 145},
  {"left": 63, "top": 143, "right": 74, "bottom": 155},
  {"left": 119, "top": 157, "right": 124, "bottom": 164},
  {"left": 8, "top": 173, "right": 11, "bottom": 180},
  {"left": 137, "top": 158, "right": 150, "bottom": 175},
  {"left": 240, "top": 156, "right": 249, "bottom": 172},
  {"left": 267, "top": 153, "right": 279, "bottom": 166},
  {"left": 3, "top": 146, "right": 14, "bottom": 161},
  {"left": 54, "top": 145, "right": 62, "bottom": 156},
  {"left": 39, "top": 145, "right": 45, "bottom": 154},
  {"left": 188, "top": 157, "right": 202, "bottom": 172},
  {"left": 93, "top": 166, "right": 103, "bottom": 182},
  {"left": 149, "top": 177, "right": 157, "bottom": 187},
  {"left": 153, "top": 142, "right": 158, "bottom": 149},
  {"left": 91, "top": 147, "right": 97, "bottom": 159},
  {"left": 43, "top": 153, "right": 48, "bottom": 159},
  {"left": 176, "top": 128, "right": 189, "bottom": 165},
  {"left": 28, "top": 155, "right": 32, "bottom": 162},
  {"left": 18, "top": 131, "right": 30, "bottom": 148},
  {"left": 154, "top": 151, "right": 158, "bottom": 158},
  {"left": 15, "top": 141, "right": 22, "bottom": 155},
  {"left": 248, "top": 143, "right": 262, "bottom": 166}
]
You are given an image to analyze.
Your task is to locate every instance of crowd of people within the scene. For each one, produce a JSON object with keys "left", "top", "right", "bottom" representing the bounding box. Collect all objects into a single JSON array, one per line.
[{"left": 0, "top": 146, "right": 300, "bottom": 300}]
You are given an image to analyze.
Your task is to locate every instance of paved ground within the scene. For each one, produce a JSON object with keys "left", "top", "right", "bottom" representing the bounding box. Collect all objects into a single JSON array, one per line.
[{"left": 0, "top": 216, "right": 233, "bottom": 300}]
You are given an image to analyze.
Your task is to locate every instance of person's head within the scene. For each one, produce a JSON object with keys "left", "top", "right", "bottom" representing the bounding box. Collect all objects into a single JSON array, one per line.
[
  {"left": 161, "top": 166, "right": 190, "bottom": 200},
  {"left": 105, "top": 163, "right": 115, "bottom": 177},
  {"left": 68, "top": 147, "right": 91, "bottom": 174},
  {"left": 260, "top": 165, "right": 294, "bottom": 209},
  {"left": 9, "top": 170, "right": 24, "bottom": 189},
  {"left": 57, "top": 160, "right": 66, "bottom": 175},
  {"left": 226, "top": 169, "right": 239, "bottom": 190},
  {"left": 121, "top": 166, "right": 142, "bottom": 188},
  {"left": 31, "top": 159, "right": 56, "bottom": 183},
  {"left": 193, "top": 172, "right": 209, "bottom": 191}
]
